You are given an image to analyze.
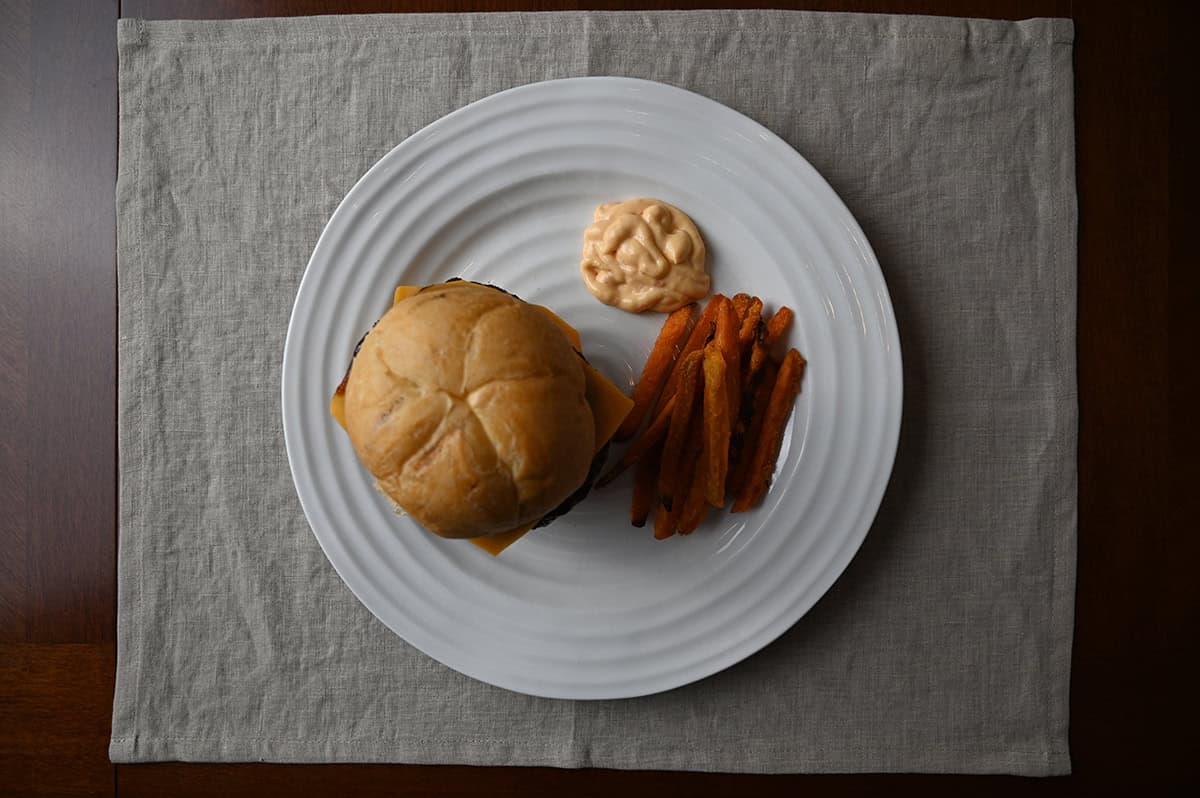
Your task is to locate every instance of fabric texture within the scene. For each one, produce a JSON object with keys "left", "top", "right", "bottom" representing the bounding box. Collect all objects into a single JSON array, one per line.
[{"left": 112, "top": 10, "right": 1077, "bottom": 774}]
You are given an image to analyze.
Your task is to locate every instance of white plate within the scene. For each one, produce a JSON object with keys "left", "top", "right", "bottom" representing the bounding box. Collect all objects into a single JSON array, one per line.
[{"left": 282, "top": 77, "right": 902, "bottom": 699}]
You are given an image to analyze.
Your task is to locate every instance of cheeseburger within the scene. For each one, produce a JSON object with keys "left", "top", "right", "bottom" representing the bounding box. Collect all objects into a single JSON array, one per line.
[{"left": 329, "top": 280, "right": 632, "bottom": 554}]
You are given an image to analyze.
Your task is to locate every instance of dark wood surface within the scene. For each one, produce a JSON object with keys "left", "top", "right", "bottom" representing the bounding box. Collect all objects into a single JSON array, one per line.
[{"left": 0, "top": 0, "right": 1179, "bottom": 795}]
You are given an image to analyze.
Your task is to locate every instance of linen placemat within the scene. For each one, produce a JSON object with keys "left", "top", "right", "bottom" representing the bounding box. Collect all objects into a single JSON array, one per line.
[{"left": 111, "top": 10, "right": 1076, "bottom": 774}]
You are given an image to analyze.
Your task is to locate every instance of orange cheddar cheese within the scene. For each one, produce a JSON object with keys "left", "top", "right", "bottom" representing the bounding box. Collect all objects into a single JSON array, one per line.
[
  {"left": 331, "top": 284, "right": 632, "bottom": 556},
  {"left": 583, "top": 359, "right": 633, "bottom": 451},
  {"left": 467, "top": 522, "right": 536, "bottom": 556},
  {"left": 537, "top": 306, "right": 583, "bottom": 351},
  {"left": 393, "top": 284, "right": 422, "bottom": 305},
  {"left": 329, "top": 391, "right": 347, "bottom": 428}
]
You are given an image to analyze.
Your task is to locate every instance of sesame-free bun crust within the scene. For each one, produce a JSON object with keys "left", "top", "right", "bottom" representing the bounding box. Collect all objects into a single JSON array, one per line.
[{"left": 343, "top": 283, "right": 596, "bottom": 538}]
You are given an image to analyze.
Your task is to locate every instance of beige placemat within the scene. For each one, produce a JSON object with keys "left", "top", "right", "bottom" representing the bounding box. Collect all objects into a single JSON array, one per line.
[{"left": 112, "top": 10, "right": 1076, "bottom": 773}]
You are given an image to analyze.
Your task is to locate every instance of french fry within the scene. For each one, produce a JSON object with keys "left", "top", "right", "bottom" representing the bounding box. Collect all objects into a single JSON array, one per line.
[
  {"left": 676, "top": 456, "right": 709, "bottom": 535},
  {"left": 658, "top": 350, "right": 704, "bottom": 512},
  {"left": 614, "top": 304, "right": 695, "bottom": 440},
  {"left": 740, "top": 318, "right": 766, "bottom": 393},
  {"left": 727, "top": 358, "right": 778, "bottom": 501},
  {"left": 653, "top": 295, "right": 725, "bottom": 414},
  {"left": 744, "top": 304, "right": 792, "bottom": 379},
  {"left": 745, "top": 305, "right": 794, "bottom": 390},
  {"left": 701, "top": 345, "right": 731, "bottom": 507},
  {"left": 737, "top": 297, "right": 763, "bottom": 352},
  {"left": 725, "top": 296, "right": 762, "bottom": 495},
  {"left": 713, "top": 297, "right": 742, "bottom": 435},
  {"left": 596, "top": 394, "right": 676, "bottom": 487},
  {"left": 657, "top": 395, "right": 705, "bottom": 539},
  {"left": 631, "top": 444, "right": 660, "bottom": 528},
  {"left": 712, "top": 296, "right": 739, "bottom": 362},
  {"left": 732, "top": 348, "right": 806, "bottom": 512},
  {"left": 731, "top": 293, "right": 752, "bottom": 321},
  {"left": 766, "top": 306, "right": 795, "bottom": 344}
]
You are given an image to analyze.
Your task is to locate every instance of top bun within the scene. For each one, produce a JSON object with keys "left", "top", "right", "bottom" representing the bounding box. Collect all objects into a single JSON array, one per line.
[{"left": 343, "top": 282, "right": 596, "bottom": 538}]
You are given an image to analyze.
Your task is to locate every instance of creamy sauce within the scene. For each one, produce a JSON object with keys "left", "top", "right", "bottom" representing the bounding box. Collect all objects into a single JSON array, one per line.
[{"left": 580, "top": 199, "right": 710, "bottom": 313}]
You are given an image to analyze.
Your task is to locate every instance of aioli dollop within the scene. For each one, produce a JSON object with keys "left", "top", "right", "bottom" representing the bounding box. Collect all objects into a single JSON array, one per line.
[{"left": 580, "top": 199, "right": 710, "bottom": 313}]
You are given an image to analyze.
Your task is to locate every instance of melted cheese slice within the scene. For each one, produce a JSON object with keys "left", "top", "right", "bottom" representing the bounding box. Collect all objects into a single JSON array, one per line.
[{"left": 331, "top": 284, "right": 632, "bottom": 555}]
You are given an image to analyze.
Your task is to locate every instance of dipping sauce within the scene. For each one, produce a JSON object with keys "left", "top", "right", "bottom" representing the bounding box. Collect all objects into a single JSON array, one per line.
[{"left": 580, "top": 198, "right": 710, "bottom": 313}]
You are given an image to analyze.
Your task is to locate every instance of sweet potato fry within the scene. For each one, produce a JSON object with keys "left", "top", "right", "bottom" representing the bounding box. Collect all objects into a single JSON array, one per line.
[
  {"left": 731, "top": 293, "right": 752, "bottom": 321},
  {"left": 727, "top": 359, "right": 777, "bottom": 501},
  {"left": 711, "top": 295, "right": 737, "bottom": 351},
  {"left": 713, "top": 298, "right": 738, "bottom": 361},
  {"left": 766, "top": 306, "right": 795, "bottom": 344},
  {"left": 745, "top": 305, "right": 794, "bottom": 390},
  {"left": 737, "top": 296, "right": 763, "bottom": 352},
  {"left": 614, "top": 304, "right": 695, "bottom": 440},
  {"left": 676, "top": 456, "right": 710, "bottom": 535},
  {"left": 597, "top": 394, "right": 676, "bottom": 487},
  {"left": 725, "top": 296, "right": 760, "bottom": 479},
  {"left": 702, "top": 345, "right": 731, "bottom": 507},
  {"left": 654, "top": 295, "right": 725, "bottom": 414},
  {"left": 658, "top": 350, "right": 704, "bottom": 512},
  {"left": 732, "top": 348, "right": 806, "bottom": 512},
  {"left": 658, "top": 397, "right": 705, "bottom": 539},
  {"left": 713, "top": 298, "right": 742, "bottom": 433},
  {"left": 740, "top": 319, "right": 766, "bottom": 391},
  {"left": 631, "top": 444, "right": 660, "bottom": 528}
]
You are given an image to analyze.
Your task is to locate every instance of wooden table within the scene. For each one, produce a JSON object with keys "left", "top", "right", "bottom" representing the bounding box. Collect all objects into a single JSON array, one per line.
[{"left": 0, "top": 1, "right": 1180, "bottom": 794}]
